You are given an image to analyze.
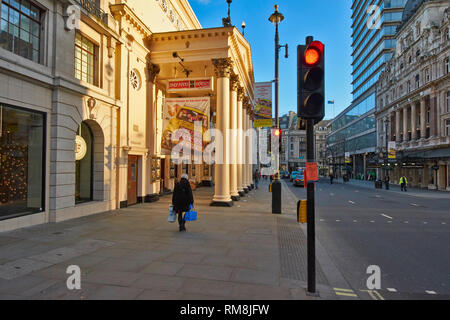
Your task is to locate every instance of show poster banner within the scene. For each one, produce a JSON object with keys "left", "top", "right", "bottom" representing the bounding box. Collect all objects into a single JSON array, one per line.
[
  {"left": 161, "top": 97, "right": 210, "bottom": 155},
  {"left": 388, "top": 141, "right": 397, "bottom": 159},
  {"left": 254, "top": 82, "right": 273, "bottom": 128}
]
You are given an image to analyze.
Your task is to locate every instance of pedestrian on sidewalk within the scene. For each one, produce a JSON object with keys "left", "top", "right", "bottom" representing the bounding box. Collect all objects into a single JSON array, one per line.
[
  {"left": 399, "top": 176, "right": 408, "bottom": 192},
  {"left": 253, "top": 170, "right": 260, "bottom": 189},
  {"left": 172, "top": 174, "right": 194, "bottom": 232},
  {"left": 384, "top": 175, "right": 390, "bottom": 190},
  {"left": 329, "top": 173, "right": 334, "bottom": 184}
]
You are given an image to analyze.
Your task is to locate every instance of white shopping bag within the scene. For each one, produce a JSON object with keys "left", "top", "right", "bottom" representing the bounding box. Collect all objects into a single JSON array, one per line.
[{"left": 168, "top": 205, "right": 176, "bottom": 223}]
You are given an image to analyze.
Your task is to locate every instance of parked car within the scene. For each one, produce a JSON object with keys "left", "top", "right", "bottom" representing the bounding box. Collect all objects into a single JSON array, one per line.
[
  {"left": 280, "top": 171, "right": 290, "bottom": 179},
  {"left": 293, "top": 174, "right": 305, "bottom": 187},
  {"left": 290, "top": 171, "right": 300, "bottom": 182}
]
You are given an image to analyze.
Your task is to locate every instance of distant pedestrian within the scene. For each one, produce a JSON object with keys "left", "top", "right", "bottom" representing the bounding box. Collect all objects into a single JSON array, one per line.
[
  {"left": 384, "top": 175, "right": 390, "bottom": 190},
  {"left": 254, "top": 170, "right": 260, "bottom": 189},
  {"left": 172, "top": 174, "right": 194, "bottom": 232},
  {"left": 329, "top": 173, "right": 334, "bottom": 184},
  {"left": 399, "top": 176, "right": 408, "bottom": 192}
]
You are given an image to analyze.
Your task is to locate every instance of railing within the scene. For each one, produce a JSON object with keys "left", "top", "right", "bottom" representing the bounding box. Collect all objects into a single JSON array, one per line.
[{"left": 76, "top": 0, "right": 106, "bottom": 21}]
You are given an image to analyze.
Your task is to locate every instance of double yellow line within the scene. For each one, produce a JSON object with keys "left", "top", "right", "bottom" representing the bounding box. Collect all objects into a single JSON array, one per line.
[
  {"left": 360, "top": 290, "right": 385, "bottom": 300},
  {"left": 334, "top": 288, "right": 358, "bottom": 298}
]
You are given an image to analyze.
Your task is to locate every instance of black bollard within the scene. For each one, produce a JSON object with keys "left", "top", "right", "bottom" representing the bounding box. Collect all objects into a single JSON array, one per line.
[{"left": 272, "top": 180, "right": 282, "bottom": 214}]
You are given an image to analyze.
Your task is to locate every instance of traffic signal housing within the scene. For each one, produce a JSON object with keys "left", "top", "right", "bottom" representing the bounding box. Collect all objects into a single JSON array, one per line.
[{"left": 297, "top": 40, "right": 325, "bottom": 122}]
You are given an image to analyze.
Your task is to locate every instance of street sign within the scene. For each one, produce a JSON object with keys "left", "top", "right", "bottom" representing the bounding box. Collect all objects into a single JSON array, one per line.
[{"left": 306, "top": 162, "right": 318, "bottom": 182}]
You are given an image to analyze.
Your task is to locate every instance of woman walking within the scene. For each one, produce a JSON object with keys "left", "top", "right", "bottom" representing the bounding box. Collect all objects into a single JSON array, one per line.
[{"left": 172, "top": 174, "right": 194, "bottom": 232}]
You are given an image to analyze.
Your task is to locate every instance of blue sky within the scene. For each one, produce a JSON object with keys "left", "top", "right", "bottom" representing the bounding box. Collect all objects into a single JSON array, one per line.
[{"left": 189, "top": 0, "right": 354, "bottom": 120}]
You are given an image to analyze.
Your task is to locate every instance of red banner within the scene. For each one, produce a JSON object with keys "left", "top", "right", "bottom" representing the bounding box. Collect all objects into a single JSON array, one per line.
[{"left": 167, "top": 78, "right": 213, "bottom": 92}]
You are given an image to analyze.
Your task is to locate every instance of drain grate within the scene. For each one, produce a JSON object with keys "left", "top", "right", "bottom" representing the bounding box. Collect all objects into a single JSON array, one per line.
[{"left": 277, "top": 217, "right": 329, "bottom": 285}]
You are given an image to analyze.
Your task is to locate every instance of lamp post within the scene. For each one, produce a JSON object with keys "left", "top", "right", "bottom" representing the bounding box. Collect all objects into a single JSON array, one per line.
[
  {"left": 241, "top": 21, "right": 246, "bottom": 36},
  {"left": 269, "top": 4, "right": 288, "bottom": 177},
  {"left": 222, "top": 0, "right": 233, "bottom": 27}
]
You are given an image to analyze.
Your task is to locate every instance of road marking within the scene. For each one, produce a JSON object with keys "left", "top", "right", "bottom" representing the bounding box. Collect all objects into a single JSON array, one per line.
[
  {"left": 442, "top": 222, "right": 447, "bottom": 225},
  {"left": 353, "top": 220, "right": 358, "bottom": 223},
  {"left": 381, "top": 214, "right": 393, "bottom": 220},
  {"left": 334, "top": 288, "right": 358, "bottom": 297},
  {"left": 426, "top": 291, "right": 437, "bottom": 295},
  {"left": 410, "top": 203, "right": 419, "bottom": 207},
  {"left": 387, "top": 221, "right": 393, "bottom": 223},
  {"left": 370, "top": 221, "right": 375, "bottom": 223},
  {"left": 349, "top": 201, "right": 356, "bottom": 205},
  {"left": 423, "top": 222, "right": 428, "bottom": 224},
  {"left": 360, "top": 290, "right": 382, "bottom": 300},
  {"left": 387, "top": 288, "right": 397, "bottom": 292},
  {"left": 336, "top": 220, "right": 341, "bottom": 222},
  {"left": 320, "top": 219, "right": 325, "bottom": 222},
  {"left": 404, "top": 221, "right": 409, "bottom": 224}
]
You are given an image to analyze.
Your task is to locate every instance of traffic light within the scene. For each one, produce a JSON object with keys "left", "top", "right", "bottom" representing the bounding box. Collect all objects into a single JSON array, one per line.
[
  {"left": 297, "top": 40, "right": 325, "bottom": 122},
  {"left": 272, "top": 127, "right": 282, "bottom": 156}
]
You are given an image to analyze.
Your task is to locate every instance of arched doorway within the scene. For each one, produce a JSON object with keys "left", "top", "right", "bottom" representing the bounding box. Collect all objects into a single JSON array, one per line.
[
  {"left": 75, "top": 120, "right": 105, "bottom": 204},
  {"left": 75, "top": 122, "right": 93, "bottom": 203}
]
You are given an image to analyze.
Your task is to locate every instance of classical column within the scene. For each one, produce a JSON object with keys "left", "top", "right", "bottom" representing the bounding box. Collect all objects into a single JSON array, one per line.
[
  {"left": 211, "top": 58, "right": 233, "bottom": 207},
  {"left": 229, "top": 74, "right": 240, "bottom": 201},
  {"left": 248, "top": 110, "right": 254, "bottom": 189},
  {"left": 237, "top": 87, "right": 245, "bottom": 197},
  {"left": 430, "top": 94, "right": 437, "bottom": 137},
  {"left": 403, "top": 106, "right": 409, "bottom": 142},
  {"left": 420, "top": 97, "right": 426, "bottom": 139},
  {"left": 411, "top": 102, "right": 417, "bottom": 141},
  {"left": 243, "top": 104, "right": 249, "bottom": 193},
  {"left": 396, "top": 109, "right": 401, "bottom": 143}
]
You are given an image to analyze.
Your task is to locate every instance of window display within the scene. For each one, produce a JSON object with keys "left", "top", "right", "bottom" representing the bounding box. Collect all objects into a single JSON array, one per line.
[{"left": 0, "top": 104, "right": 45, "bottom": 219}]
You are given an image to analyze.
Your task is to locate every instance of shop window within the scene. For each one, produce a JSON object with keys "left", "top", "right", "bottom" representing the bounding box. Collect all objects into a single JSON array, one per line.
[
  {"left": 0, "top": 104, "right": 45, "bottom": 219},
  {"left": 0, "top": 0, "right": 42, "bottom": 63},
  {"left": 74, "top": 32, "right": 98, "bottom": 86},
  {"left": 75, "top": 122, "right": 93, "bottom": 204}
]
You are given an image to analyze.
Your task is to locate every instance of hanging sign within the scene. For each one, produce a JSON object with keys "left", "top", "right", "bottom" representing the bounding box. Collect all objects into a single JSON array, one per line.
[
  {"left": 306, "top": 162, "right": 319, "bottom": 182},
  {"left": 167, "top": 78, "right": 213, "bottom": 92},
  {"left": 388, "top": 141, "right": 397, "bottom": 159},
  {"left": 254, "top": 82, "right": 273, "bottom": 128},
  {"left": 75, "top": 135, "right": 87, "bottom": 161}
]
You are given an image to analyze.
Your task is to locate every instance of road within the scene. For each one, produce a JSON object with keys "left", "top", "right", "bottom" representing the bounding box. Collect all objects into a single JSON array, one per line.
[{"left": 287, "top": 179, "right": 450, "bottom": 300}]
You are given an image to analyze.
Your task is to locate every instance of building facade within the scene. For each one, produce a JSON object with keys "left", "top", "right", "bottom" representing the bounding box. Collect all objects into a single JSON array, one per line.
[
  {"left": 376, "top": 0, "right": 450, "bottom": 191},
  {"left": 0, "top": 0, "right": 256, "bottom": 231},
  {"left": 327, "top": 0, "right": 407, "bottom": 179}
]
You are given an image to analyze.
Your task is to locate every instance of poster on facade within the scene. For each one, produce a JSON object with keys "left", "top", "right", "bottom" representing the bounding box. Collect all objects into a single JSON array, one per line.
[
  {"left": 166, "top": 78, "right": 214, "bottom": 92},
  {"left": 161, "top": 97, "right": 210, "bottom": 155},
  {"left": 388, "top": 141, "right": 396, "bottom": 159},
  {"left": 254, "top": 82, "right": 273, "bottom": 128},
  {"left": 345, "top": 152, "right": 351, "bottom": 163}
]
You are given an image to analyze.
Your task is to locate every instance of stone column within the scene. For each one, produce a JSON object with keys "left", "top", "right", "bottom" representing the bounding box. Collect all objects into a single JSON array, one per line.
[
  {"left": 420, "top": 97, "right": 426, "bottom": 139},
  {"left": 237, "top": 87, "right": 245, "bottom": 197},
  {"left": 243, "top": 107, "right": 250, "bottom": 191},
  {"left": 396, "top": 109, "right": 401, "bottom": 143},
  {"left": 430, "top": 94, "right": 437, "bottom": 137},
  {"left": 229, "top": 74, "right": 240, "bottom": 201},
  {"left": 403, "top": 106, "right": 409, "bottom": 142},
  {"left": 248, "top": 111, "right": 254, "bottom": 189},
  {"left": 211, "top": 58, "right": 233, "bottom": 207},
  {"left": 411, "top": 102, "right": 417, "bottom": 141}
]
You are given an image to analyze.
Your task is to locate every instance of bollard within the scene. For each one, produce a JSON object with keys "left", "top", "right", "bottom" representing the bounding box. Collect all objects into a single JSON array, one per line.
[
  {"left": 272, "top": 180, "right": 282, "bottom": 214},
  {"left": 297, "top": 200, "right": 307, "bottom": 223}
]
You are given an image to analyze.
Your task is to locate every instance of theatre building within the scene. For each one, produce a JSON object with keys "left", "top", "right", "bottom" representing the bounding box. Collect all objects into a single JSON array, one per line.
[
  {"left": 376, "top": 0, "right": 450, "bottom": 191},
  {"left": 0, "top": 0, "right": 256, "bottom": 232}
]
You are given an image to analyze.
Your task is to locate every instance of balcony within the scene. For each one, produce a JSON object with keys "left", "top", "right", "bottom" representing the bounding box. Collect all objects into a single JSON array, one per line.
[{"left": 76, "top": 0, "right": 107, "bottom": 21}]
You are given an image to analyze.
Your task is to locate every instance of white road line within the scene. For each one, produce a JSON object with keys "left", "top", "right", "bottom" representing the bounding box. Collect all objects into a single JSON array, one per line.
[
  {"left": 370, "top": 221, "right": 375, "bottom": 223},
  {"left": 381, "top": 214, "right": 393, "bottom": 220},
  {"left": 353, "top": 220, "right": 358, "bottom": 223},
  {"left": 426, "top": 291, "right": 437, "bottom": 295},
  {"left": 336, "top": 220, "right": 341, "bottom": 222},
  {"left": 387, "top": 288, "right": 397, "bottom": 292},
  {"left": 410, "top": 203, "right": 419, "bottom": 207},
  {"left": 404, "top": 221, "right": 409, "bottom": 224},
  {"left": 442, "top": 222, "right": 447, "bottom": 225},
  {"left": 349, "top": 201, "right": 355, "bottom": 205}
]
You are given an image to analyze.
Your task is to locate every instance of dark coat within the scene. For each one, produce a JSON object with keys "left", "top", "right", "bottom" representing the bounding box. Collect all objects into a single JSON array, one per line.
[{"left": 172, "top": 178, "right": 194, "bottom": 212}]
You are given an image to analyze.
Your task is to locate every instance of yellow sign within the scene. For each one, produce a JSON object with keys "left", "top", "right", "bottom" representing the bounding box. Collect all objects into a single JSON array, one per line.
[{"left": 297, "top": 200, "right": 307, "bottom": 224}]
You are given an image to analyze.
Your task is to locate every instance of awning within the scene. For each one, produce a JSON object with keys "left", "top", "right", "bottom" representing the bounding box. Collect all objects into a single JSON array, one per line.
[{"left": 402, "top": 148, "right": 450, "bottom": 159}]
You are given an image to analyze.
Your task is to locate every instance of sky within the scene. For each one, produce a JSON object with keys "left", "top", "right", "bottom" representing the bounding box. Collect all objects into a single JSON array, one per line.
[{"left": 189, "top": 0, "right": 354, "bottom": 120}]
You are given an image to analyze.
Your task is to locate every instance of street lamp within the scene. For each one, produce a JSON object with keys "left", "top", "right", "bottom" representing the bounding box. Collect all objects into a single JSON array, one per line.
[
  {"left": 222, "top": 0, "right": 233, "bottom": 27},
  {"left": 268, "top": 4, "right": 288, "bottom": 176},
  {"left": 241, "top": 21, "right": 246, "bottom": 36}
]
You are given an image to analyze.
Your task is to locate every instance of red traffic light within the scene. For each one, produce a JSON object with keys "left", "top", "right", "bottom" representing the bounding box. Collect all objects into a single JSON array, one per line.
[
  {"left": 303, "top": 41, "right": 324, "bottom": 66},
  {"left": 274, "top": 129, "right": 282, "bottom": 136}
]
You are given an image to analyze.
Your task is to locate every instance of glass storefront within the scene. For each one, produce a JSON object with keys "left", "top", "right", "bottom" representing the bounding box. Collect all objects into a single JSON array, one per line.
[{"left": 0, "top": 104, "right": 45, "bottom": 219}]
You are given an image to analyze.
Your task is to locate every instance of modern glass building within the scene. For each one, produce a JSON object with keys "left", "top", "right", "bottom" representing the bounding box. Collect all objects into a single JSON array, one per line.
[{"left": 327, "top": 0, "right": 407, "bottom": 179}]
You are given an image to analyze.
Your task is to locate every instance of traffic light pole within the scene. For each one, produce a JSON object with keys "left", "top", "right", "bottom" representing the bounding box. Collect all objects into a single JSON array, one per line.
[{"left": 306, "top": 119, "right": 316, "bottom": 295}]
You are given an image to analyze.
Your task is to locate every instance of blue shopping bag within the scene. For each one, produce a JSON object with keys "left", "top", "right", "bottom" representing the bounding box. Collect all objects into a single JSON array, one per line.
[
  {"left": 168, "top": 205, "right": 176, "bottom": 223},
  {"left": 185, "top": 205, "right": 197, "bottom": 222}
]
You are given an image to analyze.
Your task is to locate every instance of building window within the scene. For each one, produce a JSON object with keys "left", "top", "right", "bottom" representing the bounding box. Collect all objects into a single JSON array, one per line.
[
  {"left": 75, "top": 122, "right": 93, "bottom": 204},
  {"left": 0, "top": 104, "right": 45, "bottom": 220},
  {"left": 74, "top": 32, "right": 98, "bottom": 86},
  {"left": 0, "top": 0, "right": 42, "bottom": 63},
  {"left": 447, "top": 91, "right": 450, "bottom": 113},
  {"left": 425, "top": 68, "right": 430, "bottom": 83},
  {"left": 130, "top": 69, "right": 141, "bottom": 91},
  {"left": 407, "top": 81, "right": 411, "bottom": 93},
  {"left": 415, "top": 74, "right": 420, "bottom": 88},
  {"left": 445, "top": 58, "right": 449, "bottom": 75}
]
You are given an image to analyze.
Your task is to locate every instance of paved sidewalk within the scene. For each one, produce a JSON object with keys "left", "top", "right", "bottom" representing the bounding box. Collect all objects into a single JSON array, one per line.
[
  {"left": 330, "top": 178, "right": 450, "bottom": 199},
  {"left": 0, "top": 180, "right": 338, "bottom": 300}
]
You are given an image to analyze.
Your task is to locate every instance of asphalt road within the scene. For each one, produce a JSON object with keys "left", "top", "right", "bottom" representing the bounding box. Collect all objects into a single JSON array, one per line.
[{"left": 287, "top": 179, "right": 450, "bottom": 300}]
